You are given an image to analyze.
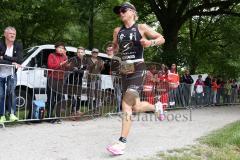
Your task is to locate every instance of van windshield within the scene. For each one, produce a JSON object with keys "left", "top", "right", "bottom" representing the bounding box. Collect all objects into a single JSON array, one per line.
[{"left": 22, "top": 47, "right": 39, "bottom": 63}]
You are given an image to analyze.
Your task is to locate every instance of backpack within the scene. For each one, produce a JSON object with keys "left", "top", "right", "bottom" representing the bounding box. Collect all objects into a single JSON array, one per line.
[{"left": 33, "top": 100, "right": 45, "bottom": 119}]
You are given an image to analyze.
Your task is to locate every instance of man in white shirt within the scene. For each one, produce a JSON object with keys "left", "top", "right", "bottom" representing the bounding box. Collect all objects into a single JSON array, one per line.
[{"left": 0, "top": 26, "right": 22, "bottom": 123}]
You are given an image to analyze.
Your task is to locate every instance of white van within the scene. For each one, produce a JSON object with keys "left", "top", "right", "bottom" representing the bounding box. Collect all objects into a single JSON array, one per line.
[{"left": 16, "top": 44, "right": 115, "bottom": 109}]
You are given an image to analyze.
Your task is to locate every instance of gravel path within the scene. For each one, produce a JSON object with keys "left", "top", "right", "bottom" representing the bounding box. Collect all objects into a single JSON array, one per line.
[{"left": 0, "top": 105, "right": 239, "bottom": 160}]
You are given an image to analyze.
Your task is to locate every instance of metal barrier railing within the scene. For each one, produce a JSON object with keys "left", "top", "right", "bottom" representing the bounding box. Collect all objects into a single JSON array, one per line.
[
  {"left": 141, "top": 70, "right": 240, "bottom": 109},
  {"left": 0, "top": 64, "right": 122, "bottom": 126},
  {"left": 16, "top": 66, "right": 121, "bottom": 121},
  {"left": 0, "top": 64, "right": 239, "bottom": 126}
]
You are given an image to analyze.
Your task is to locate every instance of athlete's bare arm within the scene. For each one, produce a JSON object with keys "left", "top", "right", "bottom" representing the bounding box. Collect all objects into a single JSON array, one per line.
[
  {"left": 112, "top": 27, "right": 121, "bottom": 54},
  {"left": 139, "top": 24, "right": 165, "bottom": 48}
]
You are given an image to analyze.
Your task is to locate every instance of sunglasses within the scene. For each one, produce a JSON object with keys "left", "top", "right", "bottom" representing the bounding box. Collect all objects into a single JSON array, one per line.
[{"left": 119, "top": 7, "right": 130, "bottom": 14}]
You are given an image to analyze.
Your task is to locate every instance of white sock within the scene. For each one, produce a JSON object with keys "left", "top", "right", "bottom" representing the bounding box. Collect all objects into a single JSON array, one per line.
[{"left": 155, "top": 101, "right": 163, "bottom": 114}]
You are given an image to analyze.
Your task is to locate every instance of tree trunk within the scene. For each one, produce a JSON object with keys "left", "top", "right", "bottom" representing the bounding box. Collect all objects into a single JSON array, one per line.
[
  {"left": 188, "top": 17, "right": 195, "bottom": 74},
  {"left": 19, "top": 2, "right": 26, "bottom": 48},
  {"left": 162, "top": 25, "right": 179, "bottom": 67},
  {"left": 88, "top": 0, "right": 94, "bottom": 50},
  {"left": 189, "top": 63, "right": 197, "bottom": 74}
]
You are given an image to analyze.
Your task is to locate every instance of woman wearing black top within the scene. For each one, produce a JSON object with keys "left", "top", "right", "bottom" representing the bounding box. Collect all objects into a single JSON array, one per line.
[{"left": 107, "top": 2, "right": 165, "bottom": 155}]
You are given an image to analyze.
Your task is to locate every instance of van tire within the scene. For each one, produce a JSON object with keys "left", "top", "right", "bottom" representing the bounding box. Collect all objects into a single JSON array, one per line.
[{"left": 16, "top": 89, "right": 33, "bottom": 110}]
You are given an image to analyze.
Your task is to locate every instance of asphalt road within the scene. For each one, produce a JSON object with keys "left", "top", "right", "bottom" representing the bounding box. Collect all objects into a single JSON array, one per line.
[{"left": 0, "top": 105, "right": 239, "bottom": 160}]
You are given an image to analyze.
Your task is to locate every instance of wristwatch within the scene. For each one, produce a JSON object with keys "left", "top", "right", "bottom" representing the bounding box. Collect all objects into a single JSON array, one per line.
[{"left": 151, "top": 40, "right": 157, "bottom": 47}]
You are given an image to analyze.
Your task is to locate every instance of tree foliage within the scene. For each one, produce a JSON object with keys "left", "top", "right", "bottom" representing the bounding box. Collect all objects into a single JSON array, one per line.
[
  {"left": 134, "top": 0, "right": 240, "bottom": 66},
  {"left": 0, "top": 0, "right": 76, "bottom": 47},
  {"left": 0, "top": 0, "right": 239, "bottom": 78}
]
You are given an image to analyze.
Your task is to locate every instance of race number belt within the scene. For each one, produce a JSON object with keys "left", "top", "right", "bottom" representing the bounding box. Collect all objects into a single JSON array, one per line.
[
  {"left": 120, "top": 59, "right": 143, "bottom": 75},
  {"left": 120, "top": 61, "right": 135, "bottom": 74}
]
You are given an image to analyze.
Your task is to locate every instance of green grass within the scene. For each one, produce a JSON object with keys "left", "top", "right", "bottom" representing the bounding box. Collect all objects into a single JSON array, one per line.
[
  {"left": 199, "top": 121, "right": 240, "bottom": 148},
  {"left": 139, "top": 121, "right": 240, "bottom": 160}
]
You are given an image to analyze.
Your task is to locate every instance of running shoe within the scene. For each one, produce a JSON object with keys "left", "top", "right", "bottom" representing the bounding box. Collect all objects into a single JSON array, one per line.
[
  {"left": 106, "top": 141, "right": 126, "bottom": 155},
  {"left": 155, "top": 101, "right": 165, "bottom": 121}
]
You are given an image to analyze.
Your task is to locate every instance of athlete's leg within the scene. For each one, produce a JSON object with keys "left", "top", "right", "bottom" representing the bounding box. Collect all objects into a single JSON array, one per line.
[
  {"left": 120, "top": 89, "right": 137, "bottom": 138},
  {"left": 133, "top": 99, "right": 164, "bottom": 120},
  {"left": 107, "top": 89, "right": 136, "bottom": 155},
  {"left": 133, "top": 99, "right": 154, "bottom": 112}
]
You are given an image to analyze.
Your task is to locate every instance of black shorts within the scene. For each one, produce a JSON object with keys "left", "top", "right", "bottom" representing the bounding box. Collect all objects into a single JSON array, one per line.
[{"left": 121, "top": 62, "right": 146, "bottom": 93}]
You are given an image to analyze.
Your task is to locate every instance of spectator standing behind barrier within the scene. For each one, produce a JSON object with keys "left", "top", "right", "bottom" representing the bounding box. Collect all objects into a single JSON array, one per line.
[
  {"left": 143, "top": 64, "right": 158, "bottom": 104},
  {"left": 159, "top": 64, "right": 166, "bottom": 75},
  {"left": 168, "top": 63, "right": 179, "bottom": 108},
  {"left": 85, "top": 48, "right": 104, "bottom": 109},
  {"left": 180, "top": 69, "right": 194, "bottom": 107},
  {"left": 211, "top": 78, "right": 219, "bottom": 106},
  {"left": 224, "top": 80, "right": 231, "bottom": 104},
  {"left": 0, "top": 26, "right": 22, "bottom": 123},
  {"left": 67, "top": 47, "right": 86, "bottom": 116},
  {"left": 46, "top": 42, "right": 68, "bottom": 123},
  {"left": 216, "top": 77, "right": 224, "bottom": 105},
  {"left": 231, "top": 79, "right": 238, "bottom": 103},
  {"left": 101, "top": 46, "right": 113, "bottom": 75},
  {"left": 157, "top": 64, "right": 169, "bottom": 110},
  {"left": 204, "top": 75, "right": 212, "bottom": 105},
  {"left": 194, "top": 75, "right": 205, "bottom": 106},
  {"left": 107, "top": 46, "right": 122, "bottom": 112}
]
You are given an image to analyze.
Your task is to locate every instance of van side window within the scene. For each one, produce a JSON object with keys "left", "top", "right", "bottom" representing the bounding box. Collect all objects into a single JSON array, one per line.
[
  {"left": 35, "top": 51, "right": 43, "bottom": 67},
  {"left": 41, "top": 49, "right": 55, "bottom": 68},
  {"left": 27, "top": 57, "right": 37, "bottom": 67},
  {"left": 27, "top": 49, "right": 55, "bottom": 68}
]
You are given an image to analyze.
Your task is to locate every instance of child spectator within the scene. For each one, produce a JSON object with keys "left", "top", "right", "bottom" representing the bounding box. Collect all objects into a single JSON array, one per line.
[
  {"left": 194, "top": 75, "right": 204, "bottom": 106},
  {"left": 157, "top": 64, "right": 169, "bottom": 110},
  {"left": 143, "top": 65, "right": 158, "bottom": 104}
]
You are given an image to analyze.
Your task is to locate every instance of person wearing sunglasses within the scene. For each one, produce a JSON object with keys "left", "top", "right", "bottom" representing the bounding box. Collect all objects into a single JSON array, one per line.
[{"left": 107, "top": 2, "right": 165, "bottom": 156}]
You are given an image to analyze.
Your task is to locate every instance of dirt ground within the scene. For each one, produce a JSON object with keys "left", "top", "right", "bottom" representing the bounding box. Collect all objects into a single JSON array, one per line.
[{"left": 0, "top": 105, "right": 239, "bottom": 160}]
